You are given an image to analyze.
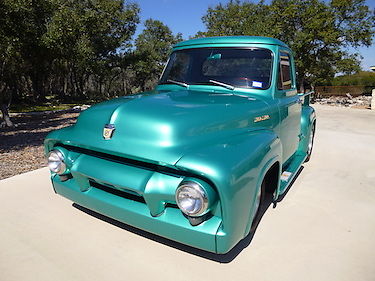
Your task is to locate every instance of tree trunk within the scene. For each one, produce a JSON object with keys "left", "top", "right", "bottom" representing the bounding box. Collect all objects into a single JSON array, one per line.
[
  {"left": 0, "top": 103, "right": 13, "bottom": 127},
  {"left": 70, "top": 68, "right": 76, "bottom": 97},
  {"left": 63, "top": 74, "right": 68, "bottom": 97},
  {"left": 299, "top": 76, "right": 305, "bottom": 93},
  {"left": 0, "top": 84, "right": 13, "bottom": 127},
  {"left": 30, "top": 71, "right": 47, "bottom": 102}
]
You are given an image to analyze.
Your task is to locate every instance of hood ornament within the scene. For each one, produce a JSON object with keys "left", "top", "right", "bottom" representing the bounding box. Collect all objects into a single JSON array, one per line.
[{"left": 103, "top": 124, "right": 115, "bottom": 140}]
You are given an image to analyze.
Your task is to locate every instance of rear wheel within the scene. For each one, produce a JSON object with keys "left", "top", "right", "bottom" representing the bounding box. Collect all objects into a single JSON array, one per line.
[{"left": 305, "top": 122, "right": 315, "bottom": 162}]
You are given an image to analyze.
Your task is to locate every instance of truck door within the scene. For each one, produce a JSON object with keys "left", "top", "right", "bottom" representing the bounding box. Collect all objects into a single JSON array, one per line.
[{"left": 277, "top": 51, "right": 301, "bottom": 163}]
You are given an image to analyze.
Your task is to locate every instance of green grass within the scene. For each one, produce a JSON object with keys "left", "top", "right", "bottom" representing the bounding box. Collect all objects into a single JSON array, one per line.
[{"left": 10, "top": 103, "right": 82, "bottom": 113}]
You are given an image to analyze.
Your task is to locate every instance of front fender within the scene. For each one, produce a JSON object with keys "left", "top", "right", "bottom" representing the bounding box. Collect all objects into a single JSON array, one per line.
[{"left": 175, "top": 129, "right": 281, "bottom": 253}]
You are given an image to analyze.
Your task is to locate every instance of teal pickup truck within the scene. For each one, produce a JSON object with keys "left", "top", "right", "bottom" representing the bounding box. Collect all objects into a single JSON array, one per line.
[{"left": 45, "top": 36, "right": 316, "bottom": 254}]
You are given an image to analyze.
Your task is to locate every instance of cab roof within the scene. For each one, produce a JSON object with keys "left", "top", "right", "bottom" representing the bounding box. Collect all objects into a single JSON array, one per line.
[{"left": 174, "top": 36, "right": 288, "bottom": 49}]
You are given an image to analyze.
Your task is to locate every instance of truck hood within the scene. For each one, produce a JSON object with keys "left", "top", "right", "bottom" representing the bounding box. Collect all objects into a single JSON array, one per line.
[{"left": 48, "top": 90, "right": 272, "bottom": 165}]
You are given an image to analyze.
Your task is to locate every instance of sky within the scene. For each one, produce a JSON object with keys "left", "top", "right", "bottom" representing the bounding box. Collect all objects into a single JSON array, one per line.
[{"left": 134, "top": 0, "right": 375, "bottom": 71}]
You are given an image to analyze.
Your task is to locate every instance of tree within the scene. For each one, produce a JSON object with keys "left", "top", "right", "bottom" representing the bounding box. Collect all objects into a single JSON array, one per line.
[
  {"left": 133, "top": 19, "right": 182, "bottom": 91},
  {"left": 199, "top": 0, "right": 375, "bottom": 91},
  {"left": 43, "top": 0, "right": 139, "bottom": 99},
  {"left": 201, "top": 0, "right": 270, "bottom": 36},
  {"left": 0, "top": 0, "right": 140, "bottom": 126},
  {"left": 331, "top": 71, "right": 375, "bottom": 86},
  {"left": 0, "top": 0, "right": 40, "bottom": 126}
]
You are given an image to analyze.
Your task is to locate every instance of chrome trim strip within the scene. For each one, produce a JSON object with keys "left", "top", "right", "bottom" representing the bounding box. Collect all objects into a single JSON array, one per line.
[{"left": 298, "top": 91, "right": 314, "bottom": 97}]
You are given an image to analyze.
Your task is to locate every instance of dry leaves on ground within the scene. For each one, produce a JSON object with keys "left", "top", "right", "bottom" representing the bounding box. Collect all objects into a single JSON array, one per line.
[{"left": 0, "top": 110, "right": 79, "bottom": 180}]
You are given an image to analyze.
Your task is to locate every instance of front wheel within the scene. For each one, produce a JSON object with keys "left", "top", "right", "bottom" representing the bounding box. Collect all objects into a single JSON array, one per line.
[
  {"left": 250, "top": 180, "right": 265, "bottom": 232},
  {"left": 305, "top": 122, "right": 315, "bottom": 162}
]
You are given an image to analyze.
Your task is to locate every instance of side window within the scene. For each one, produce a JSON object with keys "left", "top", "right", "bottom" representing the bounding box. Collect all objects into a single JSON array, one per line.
[{"left": 278, "top": 52, "right": 292, "bottom": 90}]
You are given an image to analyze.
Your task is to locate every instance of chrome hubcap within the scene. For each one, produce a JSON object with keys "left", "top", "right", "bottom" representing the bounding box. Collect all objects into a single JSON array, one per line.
[{"left": 308, "top": 126, "right": 314, "bottom": 155}]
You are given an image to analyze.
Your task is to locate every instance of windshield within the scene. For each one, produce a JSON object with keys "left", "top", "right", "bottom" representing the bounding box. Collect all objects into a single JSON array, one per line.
[{"left": 159, "top": 48, "right": 273, "bottom": 90}]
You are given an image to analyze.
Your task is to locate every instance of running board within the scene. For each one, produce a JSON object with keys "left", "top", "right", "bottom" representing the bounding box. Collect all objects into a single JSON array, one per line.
[{"left": 272, "top": 152, "right": 307, "bottom": 208}]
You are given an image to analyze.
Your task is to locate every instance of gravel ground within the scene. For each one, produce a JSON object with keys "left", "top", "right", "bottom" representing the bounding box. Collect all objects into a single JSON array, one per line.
[{"left": 0, "top": 110, "right": 79, "bottom": 180}]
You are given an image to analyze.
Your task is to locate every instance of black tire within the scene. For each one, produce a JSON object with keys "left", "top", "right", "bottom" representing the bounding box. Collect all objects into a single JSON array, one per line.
[
  {"left": 250, "top": 179, "right": 266, "bottom": 232},
  {"left": 305, "top": 122, "right": 316, "bottom": 162}
]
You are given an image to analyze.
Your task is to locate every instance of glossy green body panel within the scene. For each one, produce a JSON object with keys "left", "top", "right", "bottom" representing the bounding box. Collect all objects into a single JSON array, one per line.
[
  {"left": 53, "top": 175, "right": 222, "bottom": 252},
  {"left": 173, "top": 36, "right": 288, "bottom": 49},
  {"left": 44, "top": 36, "right": 316, "bottom": 254}
]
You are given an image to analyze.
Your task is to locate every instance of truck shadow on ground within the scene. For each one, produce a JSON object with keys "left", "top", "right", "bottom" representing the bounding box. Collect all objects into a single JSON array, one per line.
[{"left": 73, "top": 166, "right": 303, "bottom": 263}]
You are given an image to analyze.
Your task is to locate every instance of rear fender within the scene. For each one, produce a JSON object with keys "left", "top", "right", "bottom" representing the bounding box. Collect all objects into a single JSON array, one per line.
[{"left": 297, "top": 105, "right": 316, "bottom": 154}]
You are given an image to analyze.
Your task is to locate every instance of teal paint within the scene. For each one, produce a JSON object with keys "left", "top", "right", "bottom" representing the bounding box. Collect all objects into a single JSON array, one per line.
[{"left": 44, "top": 36, "right": 316, "bottom": 254}]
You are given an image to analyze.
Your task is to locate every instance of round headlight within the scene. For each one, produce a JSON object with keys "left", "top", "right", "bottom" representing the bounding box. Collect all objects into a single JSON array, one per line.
[
  {"left": 176, "top": 181, "right": 208, "bottom": 217},
  {"left": 47, "top": 150, "right": 66, "bottom": 174}
]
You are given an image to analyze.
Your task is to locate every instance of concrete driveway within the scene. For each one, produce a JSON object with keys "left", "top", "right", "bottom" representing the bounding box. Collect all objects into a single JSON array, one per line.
[{"left": 1, "top": 104, "right": 375, "bottom": 281}]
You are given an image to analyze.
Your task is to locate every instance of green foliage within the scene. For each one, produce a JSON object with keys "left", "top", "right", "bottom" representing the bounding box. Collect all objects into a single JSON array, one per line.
[
  {"left": 0, "top": 1, "right": 186, "bottom": 125},
  {"left": 0, "top": 0, "right": 140, "bottom": 100},
  {"left": 0, "top": 0, "right": 143, "bottom": 126},
  {"left": 198, "top": 0, "right": 375, "bottom": 90},
  {"left": 44, "top": 0, "right": 139, "bottom": 60},
  {"left": 43, "top": 0, "right": 140, "bottom": 98},
  {"left": 330, "top": 71, "right": 375, "bottom": 86},
  {"left": 133, "top": 19, "right": 182, "bottom": 91},
  {"left": 201, "top": 0, "right": 270, "bottom": 36}
]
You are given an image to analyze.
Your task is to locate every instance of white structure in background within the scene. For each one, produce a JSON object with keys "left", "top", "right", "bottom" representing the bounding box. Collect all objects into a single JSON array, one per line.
[{"left": 371, "top": 67, "right": 375, "bottom": 110}]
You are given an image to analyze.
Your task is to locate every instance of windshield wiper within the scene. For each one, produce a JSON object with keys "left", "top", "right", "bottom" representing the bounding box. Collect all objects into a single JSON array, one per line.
[
  {"left": 166, "top": 79, "right": 189, "bottom": 88},
  {"left": 208, "top": 79, "right": 235, "bottom": 90}
]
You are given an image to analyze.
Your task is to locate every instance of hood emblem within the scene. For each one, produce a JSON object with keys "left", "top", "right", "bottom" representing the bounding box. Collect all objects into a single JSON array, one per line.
[{"left": 103, "top": 124, "right": 115, "bottom": 140}]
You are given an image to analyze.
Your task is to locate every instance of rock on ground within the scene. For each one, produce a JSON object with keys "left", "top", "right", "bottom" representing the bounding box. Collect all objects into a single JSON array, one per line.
[{"left": 313, "top": 94, "right": 372, "bottom": 109}]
